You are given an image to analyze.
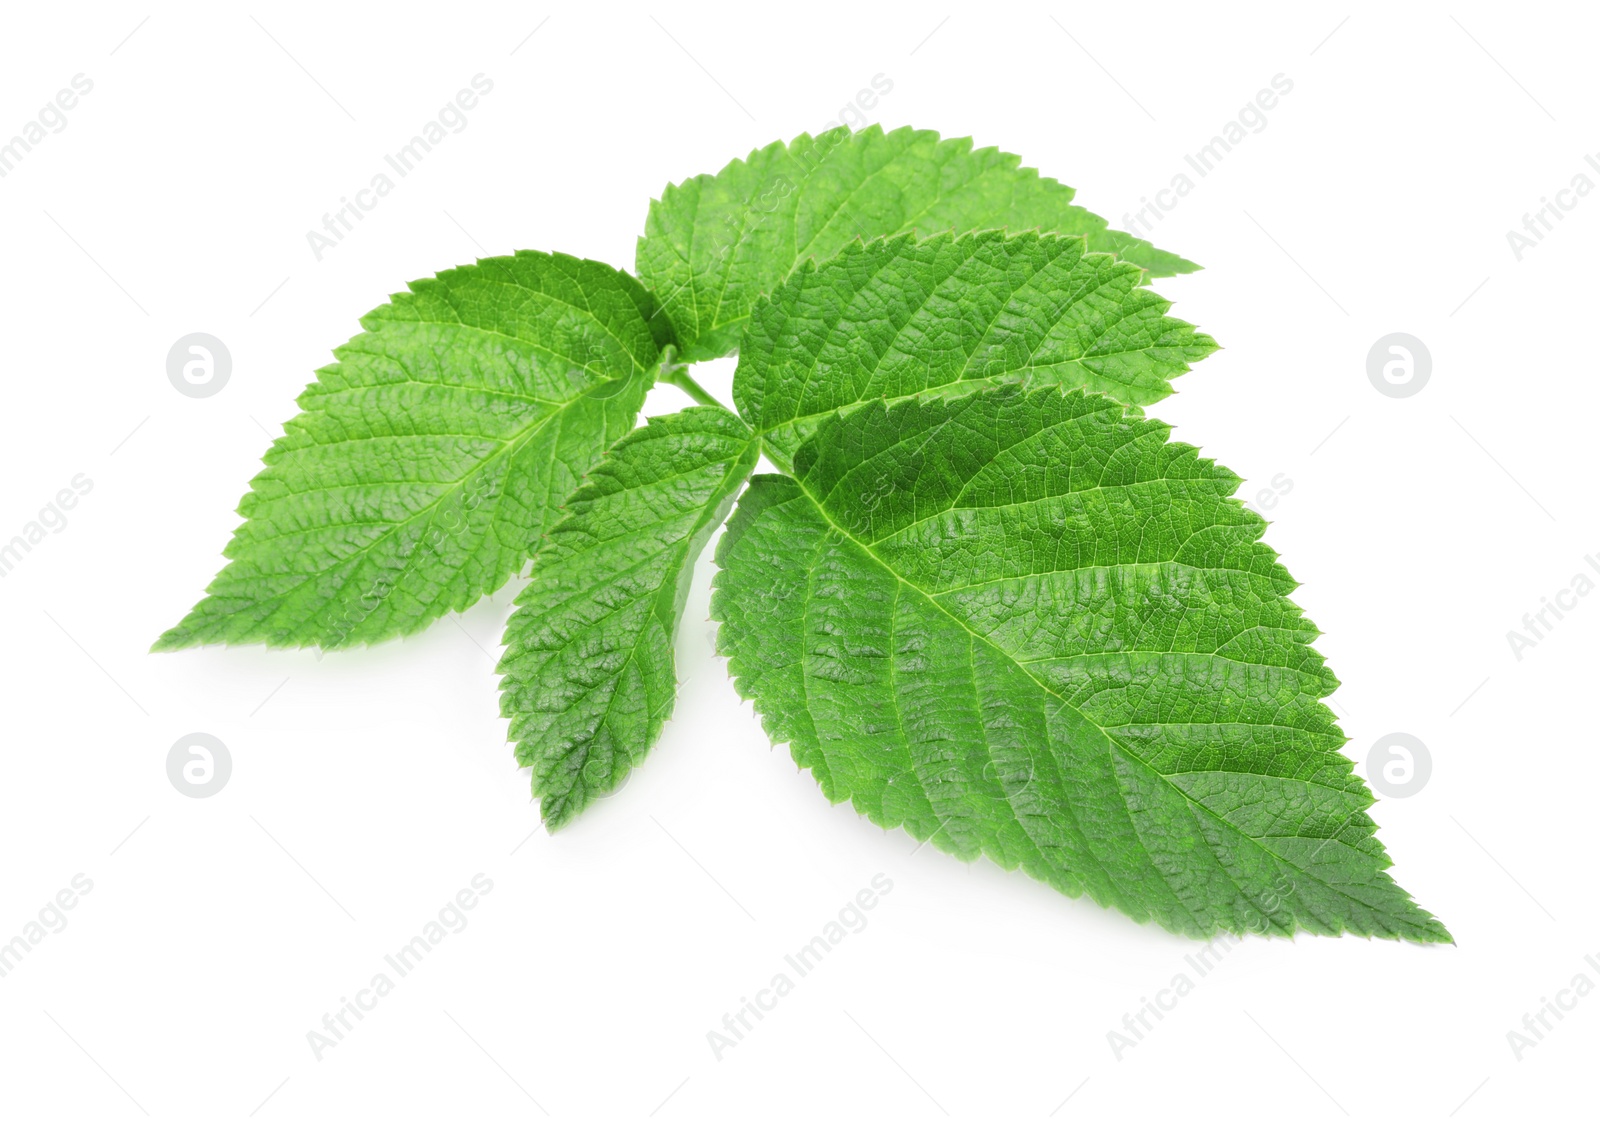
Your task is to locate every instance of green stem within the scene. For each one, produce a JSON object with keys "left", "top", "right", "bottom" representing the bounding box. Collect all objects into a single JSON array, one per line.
[
  {"left": 655, "top": 347, "right": 795, "bottom": 475},
  {"left": 666, "top": 367, "right": 725, "bottom": 410}
]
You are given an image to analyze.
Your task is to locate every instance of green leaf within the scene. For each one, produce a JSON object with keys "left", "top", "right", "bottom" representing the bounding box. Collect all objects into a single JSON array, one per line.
[
  {"left": 637, "top": 125, "right": 1201, "bottom": 362},
  {"left": 712, "top": 386, "right": 1449, "bottom": 941},
  {"left": 735, "top": 230, "right": 1218, "bottom": 462},
  {"left": 155, "top": 251, "right": 673, "bottom": 651},
  {"left": 499, "top": 406, "right": 758, "bottom": 829}
]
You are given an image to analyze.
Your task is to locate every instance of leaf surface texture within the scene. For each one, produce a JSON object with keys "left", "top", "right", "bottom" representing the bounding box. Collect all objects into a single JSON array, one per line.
[
  {"left": 734, "top": 230, "right": 1217, "bottom": 461},
  {"left": 499, "top": 407, "right": 758, "bottom": 827},
  {"left": 713, "top": 387, "right": 1448, "bottom": 940},
  {"left": 637, "top": 125, "right": 1200, "bottom": 362},
  {"left": 156, "top": 252, "right": 671, "bottom": 650}
]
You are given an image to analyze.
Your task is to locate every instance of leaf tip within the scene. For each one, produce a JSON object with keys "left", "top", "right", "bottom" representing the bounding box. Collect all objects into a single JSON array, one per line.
[{"left": 149, "top": 623, "right": 192, "bottom": 653}]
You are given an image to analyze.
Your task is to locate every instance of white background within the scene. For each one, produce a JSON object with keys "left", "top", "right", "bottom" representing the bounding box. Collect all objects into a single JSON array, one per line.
[{"left": 0, "top": 2, "right": 1593, "bottom": 1128}]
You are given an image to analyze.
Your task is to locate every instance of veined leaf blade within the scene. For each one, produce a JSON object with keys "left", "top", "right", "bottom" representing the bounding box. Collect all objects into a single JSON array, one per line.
[
  {"left": 637, "top": 125, "right": 1201, "bottom": 362},
  {"left": 712, "top": 387, "right": 1448, "bottom": 941},
  {"left": 499, "top": 406, "right": 758, "bottom": 828},
  {"left": 155, "top": 251, "right": 673, "bottom": 651}
]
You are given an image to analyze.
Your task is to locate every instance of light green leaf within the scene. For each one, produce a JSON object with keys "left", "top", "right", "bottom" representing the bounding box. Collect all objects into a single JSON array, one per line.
[
  {"left": 712, "top": 386, "right": 1448, "bottom": 941},
  {"left": 735, "top": 230, "right": 1218, "bottom": 462},
  {"left": 637, "top": 124, "right": 1201, "bottom": 362},
  {"left": 155, "top": 251, "right": 673, "bottom": 651},
  {"left": 499, "top": 406, "right": 758, "bottom": 829}
]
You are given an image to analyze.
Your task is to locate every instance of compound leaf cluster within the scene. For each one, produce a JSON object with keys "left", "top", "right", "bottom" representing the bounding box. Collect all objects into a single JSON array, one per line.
[{"left": 158, "top": 125, "right": 1446, "bottom": 941}]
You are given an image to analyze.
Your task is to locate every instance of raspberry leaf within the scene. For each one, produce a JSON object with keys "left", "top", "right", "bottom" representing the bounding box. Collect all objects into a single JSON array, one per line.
[
  {"left": 734, "top": 230, "right": 1218, "bottom": 462},
  {"left": 637, "top": 125, "right": 1200, "bottom": 362},
  {"left": 499, "top": 407, "right": 758, "bottom": 828},
  {"left": 712, "top": 386, "right": 1449, "bottom": 941},
  {"left": 155, "top": 252, "right": 672, "bottom": 651}
]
